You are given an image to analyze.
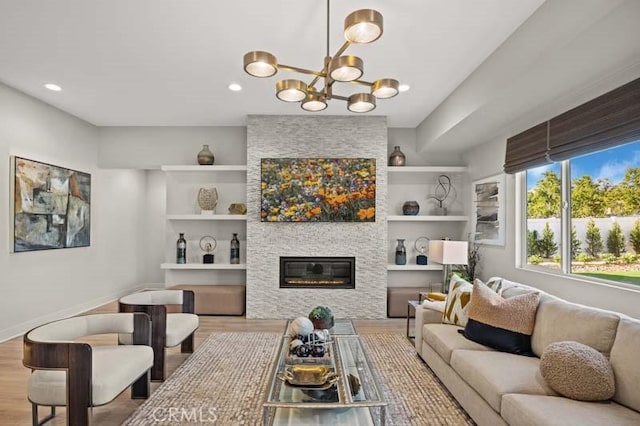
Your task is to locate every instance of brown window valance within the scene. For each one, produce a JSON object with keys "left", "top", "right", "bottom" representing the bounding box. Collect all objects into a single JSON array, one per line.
[
  {"left": 504, "top": 122, "right": 550, "bottom": 174},
  {"left": 504, "top": 76, "right": 640, "bottom": 173}
]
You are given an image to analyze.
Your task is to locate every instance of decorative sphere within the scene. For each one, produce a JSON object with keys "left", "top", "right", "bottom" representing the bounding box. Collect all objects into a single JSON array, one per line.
[
  {"left": 295, "top": 345, "right": 311, "bottom": 357},
  {"left": 289, "top": 339, "right": 304, "bottom": 354},
  {"left": 311, "top": 345, "right": 326, "bottom": 357},
  {"left": 290, "top": 317, "right": 314, "bottom": 337}
]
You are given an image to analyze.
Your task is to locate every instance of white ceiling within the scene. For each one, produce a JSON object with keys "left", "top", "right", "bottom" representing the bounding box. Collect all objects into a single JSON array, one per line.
[{"left": 0, "top": 0, "right": 545, "bottom": 128}]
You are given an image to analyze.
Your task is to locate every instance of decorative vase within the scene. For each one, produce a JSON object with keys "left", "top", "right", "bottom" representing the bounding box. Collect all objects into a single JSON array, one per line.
[
  {"left": 388, "top": 146, "right": 406, "bottom": 166},
  {"left": 310, "top": 317, "right": 334, "bottom": 330},
  {"left": 402, "top": 201, "right": 420, "bottom": 215},
  {"left": 395, "top": 239, "right": 407, "bottom": 265},
  {"left": 197, "top": 188, "right": 218, "bottom": 214},
  {"left": 228, "top": 203, "right": 247, "bottom": 215},
  {"left": 197, "top": 144, "right": 215, "bottom": 165}
]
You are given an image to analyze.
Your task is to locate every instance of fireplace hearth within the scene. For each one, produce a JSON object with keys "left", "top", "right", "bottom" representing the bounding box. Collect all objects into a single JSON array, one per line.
[{"left": 280, "top": 257, "right": 355, "bottom": 289}]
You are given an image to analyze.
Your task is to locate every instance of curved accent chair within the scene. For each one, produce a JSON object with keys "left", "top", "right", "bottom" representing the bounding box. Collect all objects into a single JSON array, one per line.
[
  {"left": 119, "top": 289, "right": 198, "bottom": 381},
  {"left": 23, "top": 312, "right": 153, "bottom": 426}
]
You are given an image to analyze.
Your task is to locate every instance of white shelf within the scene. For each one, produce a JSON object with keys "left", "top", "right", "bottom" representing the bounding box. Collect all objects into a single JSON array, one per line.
[
  {"left": 387, "top": 264, "right": 443, "bottom": 271},
  {"left": 387, "top": 215, "right": 468, "bottom": 222},
  {"left": 387, "top": 166, "right": 467, "bottom": 173},
  {"left": 161, "top": 263, "right": 247, "bottom": 270},
  {"left": 161, "top": 165, "right": 247, "bottom": 172},
  {"left": 167, "top": 214, "right": 247, "bottom": 221}
]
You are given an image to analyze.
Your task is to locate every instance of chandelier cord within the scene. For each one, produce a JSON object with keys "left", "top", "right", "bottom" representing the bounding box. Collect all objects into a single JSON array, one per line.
[{"left": 326, "top": 0, "right": 330, "bottom": 58}]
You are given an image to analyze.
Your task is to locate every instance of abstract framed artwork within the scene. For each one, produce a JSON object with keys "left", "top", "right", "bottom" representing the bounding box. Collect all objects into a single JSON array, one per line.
[
  {"left": 10, "top": 156, "right": 91, "bottom": 252},
  {"left": 260, "top": 158, "right": 376, "bottom": 222},
  {"left": 471, "top": 173, "right": 505, "bottom": 246}
]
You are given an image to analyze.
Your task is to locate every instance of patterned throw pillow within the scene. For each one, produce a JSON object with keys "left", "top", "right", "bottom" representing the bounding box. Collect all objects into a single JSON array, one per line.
[
  {"left": 462, "top": 280, "right": 540, "bottom": 356},
  {"left": 475, "top": 277, "right": 503, "bottom": 295},
  {"left": 442, "top": 275, "right": 473, "bottom": 327}
]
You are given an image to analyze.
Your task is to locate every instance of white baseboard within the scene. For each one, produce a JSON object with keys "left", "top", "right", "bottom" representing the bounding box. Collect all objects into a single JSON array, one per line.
[{"left": 0, "top": 285, "right": 148, "bottom": 343}]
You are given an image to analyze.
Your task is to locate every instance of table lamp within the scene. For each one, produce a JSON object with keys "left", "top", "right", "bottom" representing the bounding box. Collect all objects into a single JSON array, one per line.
[{"left": 428, "top": 239, "right": 468, "bottom": 293}]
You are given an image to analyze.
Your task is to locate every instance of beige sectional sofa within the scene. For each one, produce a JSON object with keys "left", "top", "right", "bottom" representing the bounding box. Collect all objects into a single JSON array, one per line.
[{"left": 414, "top": 278, "right": 640, "bottom": 426}]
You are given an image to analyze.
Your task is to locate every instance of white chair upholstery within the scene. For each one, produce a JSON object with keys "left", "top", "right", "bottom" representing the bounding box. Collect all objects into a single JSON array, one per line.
[
  {"left": 119, "top": 289, "right": 198, "bottom": 381},
  {"left": 24, "top": 313, "right": 152, "bottom": 426}
]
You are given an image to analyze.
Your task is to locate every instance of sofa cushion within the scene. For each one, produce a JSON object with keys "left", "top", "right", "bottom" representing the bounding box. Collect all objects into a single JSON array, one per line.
[
  {"left": 28, "top": 345, "right": 153, "bottom": 406},
  {"left": 610, "top": 317, "right": 640, "bottom": 412},
  {"left": 501, "top": 394, "right": 640, "bottom": 426},
  {"left": 442, "top": 275, "right": 473, "bottom": 326},
  {"left": 531, "top": 296, "right": 620, "bottom": 357},
  {"left": 165, "top": 313, "right": 199, "bottom": 348},
  {"left": 462, "top": 280, "right": 540, "bottom": 356},
  {"left": 540, "top": 341, "right": 615, "bottom": 401},
  {"left": 450, "top": 350, "right": 556, "bottom": 412},
  {"left": 422, "top": 323, "right": 495, "bottom": 364}
]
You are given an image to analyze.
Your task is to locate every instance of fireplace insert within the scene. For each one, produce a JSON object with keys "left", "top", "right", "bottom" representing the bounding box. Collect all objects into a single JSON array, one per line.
[{"left": 280, "top": 256, "right": 355, "bottom": 289}]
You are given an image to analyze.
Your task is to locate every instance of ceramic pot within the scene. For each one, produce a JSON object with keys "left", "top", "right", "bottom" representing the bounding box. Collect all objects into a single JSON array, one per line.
[
  {"left": 197, "top": 144, "right": 215, "bottom": 165},
  {"left": 402, "top": 201, "right": 420, "bottom": 215},
  {"left": 197, "top": 187, "right": 218, "bottom": 213},
  {"left": 310, "top": 317, "right": 334, "bottom": 330},
  {"left": 388, "top": 146, "right": 406, "bottom": 166}
]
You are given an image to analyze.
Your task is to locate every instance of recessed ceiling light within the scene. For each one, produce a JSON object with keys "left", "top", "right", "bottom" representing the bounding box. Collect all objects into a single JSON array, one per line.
[
  {"left": 398, "top": 84, "right": 410, "bottom": 92},
  {"left": 228, "top": 83, "right": 242, "bottom": 92},
  {"left": 44, "top": 83, "right": 62, "bottom": 92}
]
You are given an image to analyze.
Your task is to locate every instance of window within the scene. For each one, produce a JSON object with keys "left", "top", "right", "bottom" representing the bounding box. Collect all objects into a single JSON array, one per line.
[{"left": 521, "top": 140, "right": 640, "bottom": 287}]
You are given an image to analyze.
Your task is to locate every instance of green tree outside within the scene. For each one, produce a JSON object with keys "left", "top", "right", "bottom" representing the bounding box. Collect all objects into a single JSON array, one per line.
[
  {"left": 571, "top": 225, "right": 581, "bottom": 259},
  {"left": 527, "top": 229, "right": 540, "bottom": 257},
  {"left": 527, "top": 171, "right": 561, "bottom": 218},
  {"left": 538, "top": 223, "right": 558, "bottom": 258},
  {"left": 572, "top": 175, "right": 606, "bottom": 218},
  {"left": 585, "top": 219, "right": 604, "bottom": 257},
  {"left": 630, "top": 219, "right": 640, "bottom": 253},
  {"left": 607, "top": 222, "right": 626, "bottom": 257}
]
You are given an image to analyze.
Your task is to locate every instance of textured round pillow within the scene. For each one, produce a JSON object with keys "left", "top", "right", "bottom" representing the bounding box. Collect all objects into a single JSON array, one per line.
[{"left": 540, "top": 341, "right": 615, "bottom": 401}]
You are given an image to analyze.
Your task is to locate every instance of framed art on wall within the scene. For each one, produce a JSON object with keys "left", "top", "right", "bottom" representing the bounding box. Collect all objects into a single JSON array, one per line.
[
  {"left": 472, "top": 173, "right": 505, "bottom": 246},
  {"left": 260, "top": 157, "right": 376, "bottom": 222},
  {"left": 10, "top": 156, "right": 91, "bottom": 252}
]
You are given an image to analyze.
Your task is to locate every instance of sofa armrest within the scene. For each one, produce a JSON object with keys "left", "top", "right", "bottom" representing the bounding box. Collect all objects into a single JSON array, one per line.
[{"left": 414, "top": 301, "right": 445, "bottom": 352}]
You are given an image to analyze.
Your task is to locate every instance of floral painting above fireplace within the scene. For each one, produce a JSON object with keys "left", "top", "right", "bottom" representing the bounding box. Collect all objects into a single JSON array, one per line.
[{"left": 261, "top": 158, "right": 376, "bottom": 222}]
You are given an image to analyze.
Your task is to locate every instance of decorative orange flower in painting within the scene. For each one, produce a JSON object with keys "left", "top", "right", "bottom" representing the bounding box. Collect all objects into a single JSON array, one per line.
[{"left": 260, "top": 158, "right": 376, "bottom": 222}]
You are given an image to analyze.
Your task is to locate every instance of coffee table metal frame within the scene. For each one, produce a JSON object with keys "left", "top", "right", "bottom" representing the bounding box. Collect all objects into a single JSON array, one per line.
[{"left": 262, "top": 323, "right": 386, "bottom": 425}]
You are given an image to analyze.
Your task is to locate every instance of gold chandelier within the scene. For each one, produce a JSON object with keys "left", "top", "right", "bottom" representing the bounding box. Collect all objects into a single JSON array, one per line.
[{"left": 243, "top": 1, "right": 399, "bottom": 113}]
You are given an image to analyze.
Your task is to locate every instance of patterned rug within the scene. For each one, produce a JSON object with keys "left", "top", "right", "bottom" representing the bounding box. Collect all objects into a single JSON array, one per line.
[{"left": 124, "top": 332, "right": 473, "bottom": 425}]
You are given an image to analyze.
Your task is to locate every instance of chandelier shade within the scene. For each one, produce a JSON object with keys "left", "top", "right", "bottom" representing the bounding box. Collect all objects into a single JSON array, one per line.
[
  {"left": 243, "top": 51, "right": 278, "bottom": 78},
  {"left": 301, "top": 88, "right": 328, "bottom": 111},
  {"left": 344, "top": 9, "right": 383, "bottom": 44},
  {"left": 242, "top": 1, "right": 399, "bottom": 113},
  {"left": 276, "top": 79, "right": 308, "bottom": 102},
  {"left": 347, "top": 93, "right": 376, "bottom": 113},
  {"left": 329, "top": 55, "right": 363, "bottom": 82},
  {"left": 372, "top": 78, "right": 399, "bottom": 99}
]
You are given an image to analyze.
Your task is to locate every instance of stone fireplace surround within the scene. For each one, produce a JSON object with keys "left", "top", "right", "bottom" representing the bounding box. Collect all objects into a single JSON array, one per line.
[{"left": 246, "top": 115, "right": 387, "bottom": 319}]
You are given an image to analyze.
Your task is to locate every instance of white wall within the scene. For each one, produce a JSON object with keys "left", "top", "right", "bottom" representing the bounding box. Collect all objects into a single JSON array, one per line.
[
  {"left": 463, "top": 136, "right": 640, "bottom": 318},
  {"left": 0, "top": 83, "right": 147, "bottom": 341}
]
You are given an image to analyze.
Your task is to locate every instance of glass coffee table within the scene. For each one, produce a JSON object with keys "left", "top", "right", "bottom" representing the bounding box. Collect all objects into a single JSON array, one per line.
[{"left": 263, "top": 321, "right": 386, "bottom": 425}]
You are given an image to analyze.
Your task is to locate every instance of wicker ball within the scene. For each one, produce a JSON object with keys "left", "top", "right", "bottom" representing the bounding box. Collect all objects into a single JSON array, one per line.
[{"left": 290, "top": 317, "right": 314, "bottom": 337}]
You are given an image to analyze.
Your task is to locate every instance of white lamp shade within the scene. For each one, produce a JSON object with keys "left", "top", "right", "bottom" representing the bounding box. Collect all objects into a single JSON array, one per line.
[{"left": 428, "top": 240, "right": 468, "bottom": 265}]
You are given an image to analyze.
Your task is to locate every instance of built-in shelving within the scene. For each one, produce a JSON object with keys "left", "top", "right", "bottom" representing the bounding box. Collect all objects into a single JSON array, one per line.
[
  {"left": 161, "top": 263, "right": 247, "bottom": 270},
  {"left": 161, "top": 165, "right": 247, "bottom": 172},
  {"left": 387, "top": 215, "right": 468, "bottom": 222},
  {"left": 387, "top": 264, "right": 443, "bottom": 271},
  {"left": 387, "top": 166, "right": 468, "bottom": 173},
  {"left": 167, "top": 214, "right": 247, "bottom": 221}
]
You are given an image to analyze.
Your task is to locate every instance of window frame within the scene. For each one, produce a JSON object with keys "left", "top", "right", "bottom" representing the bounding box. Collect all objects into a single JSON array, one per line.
[{"left": 517, "top": 157, "right": 640, "bottom": 291}]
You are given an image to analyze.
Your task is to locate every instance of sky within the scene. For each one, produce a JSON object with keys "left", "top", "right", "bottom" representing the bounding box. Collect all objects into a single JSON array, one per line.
[{"left": 527, "top": 140, "right": 640, "bottom": 190}]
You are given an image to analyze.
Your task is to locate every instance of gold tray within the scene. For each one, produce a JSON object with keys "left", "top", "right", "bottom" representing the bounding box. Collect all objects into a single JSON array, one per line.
[{"left": 277, "top": 365, "right": 339, "bottom": 386}]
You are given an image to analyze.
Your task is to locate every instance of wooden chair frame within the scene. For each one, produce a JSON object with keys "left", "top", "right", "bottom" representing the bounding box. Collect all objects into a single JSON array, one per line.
[
  {"left": 23, "top": 313, "right": 151, "bottom": 426},
  {"left": 119, "top": 290, "right": 195, "bottom": 381}
]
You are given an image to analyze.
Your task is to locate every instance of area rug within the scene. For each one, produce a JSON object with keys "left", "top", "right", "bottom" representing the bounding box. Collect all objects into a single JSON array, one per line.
[{"left": 124, "top": 332, "right": 474, "bottom": 425}]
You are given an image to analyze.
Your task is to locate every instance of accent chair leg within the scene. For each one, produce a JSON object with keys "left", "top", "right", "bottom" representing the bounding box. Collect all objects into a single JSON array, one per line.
[
  {"left": 151, "top": 345, "right": 165, "bottom": 381},
  {"left": 131, "top": 371, "right": 151, "bottom": 399},
  {"left": 181, "top": 333, "right": 194, "bottom": 353},
  {"left": 32, "top": 404, "right": 56, "bottom": 426}
]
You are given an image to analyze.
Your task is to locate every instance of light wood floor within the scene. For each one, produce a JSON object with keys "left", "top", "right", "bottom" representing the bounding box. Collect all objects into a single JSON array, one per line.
[{"left": 0, "top": 301, "right": 406, "bottom": 425}]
